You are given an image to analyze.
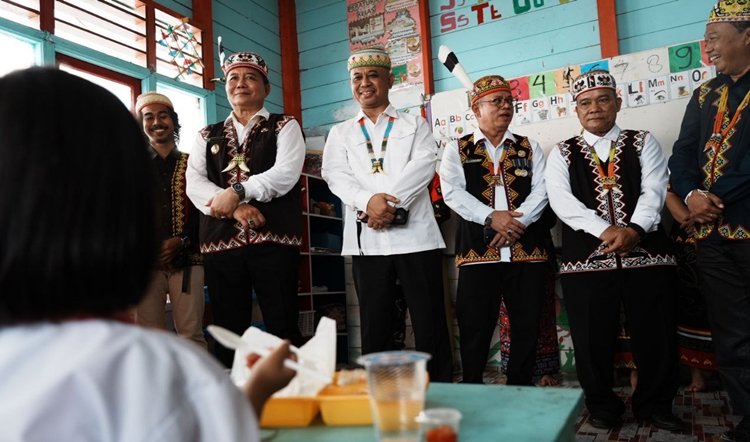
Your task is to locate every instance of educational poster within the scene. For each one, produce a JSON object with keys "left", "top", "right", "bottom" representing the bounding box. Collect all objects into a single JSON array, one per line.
[
  {"left": 347, "top": 0, "right": 424, "bottom": 87},
  {"left": 429, "top": 39, "right": 717, "bottom": 132}
]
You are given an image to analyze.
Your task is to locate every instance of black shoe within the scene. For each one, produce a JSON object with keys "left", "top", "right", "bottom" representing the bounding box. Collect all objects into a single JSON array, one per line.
[
  {"left": 648, "top": 413, "right": 684, "bottom": 432},
  {"left": 589, "top": 415, "right": 618, "bottom": 430},
  {"left": 721, "top": 428, "right": 750, "bottom": 442}
]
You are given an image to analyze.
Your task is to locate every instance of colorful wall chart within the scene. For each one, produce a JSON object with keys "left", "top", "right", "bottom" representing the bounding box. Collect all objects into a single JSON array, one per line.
[
  {"left": 429, "top": 39, "right": 716, "bottom": 140},
  {"left": 347, "top": 0, "right": 424, "bottom": 87}
]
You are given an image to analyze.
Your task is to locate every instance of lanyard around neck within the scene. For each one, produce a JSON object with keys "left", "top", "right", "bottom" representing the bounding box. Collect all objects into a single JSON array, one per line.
[
  {"left": 358, "top": 115, "right": 395, "bottom": 174},
  {"left": 705, "top": 86, "right": 750, "bottom": 153},
  {"left": 588, "top": 139, "right": 617, "bottom": 189}
]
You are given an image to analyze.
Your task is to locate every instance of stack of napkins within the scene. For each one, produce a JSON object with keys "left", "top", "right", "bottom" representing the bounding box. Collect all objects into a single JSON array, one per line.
[{"left": 230, "top": 317, "right": 337, "bottom": 397}]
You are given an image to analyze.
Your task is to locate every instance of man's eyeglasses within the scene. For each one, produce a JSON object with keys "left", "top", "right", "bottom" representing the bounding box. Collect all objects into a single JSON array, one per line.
[{"left": 475, "top": 96, "right": 515, "bottom": 108}]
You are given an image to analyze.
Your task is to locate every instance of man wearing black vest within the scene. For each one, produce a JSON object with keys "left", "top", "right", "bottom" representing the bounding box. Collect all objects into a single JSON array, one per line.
[
  {"left": 186, "top": 51, "right": 305, "bottom": 367},
  {"left": 669, "top": 3, "right": 750, "bottom": 440},
  {"left": 440, "top": 75, "right": 554, "bottom": 385},
  {"left": 545, "top": 70, "right": 682, "bottom": 431}
]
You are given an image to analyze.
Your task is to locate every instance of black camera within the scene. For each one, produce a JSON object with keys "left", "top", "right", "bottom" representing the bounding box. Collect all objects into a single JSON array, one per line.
[{"left": 392, "top": 208, "right": 409, "bottom": 225}]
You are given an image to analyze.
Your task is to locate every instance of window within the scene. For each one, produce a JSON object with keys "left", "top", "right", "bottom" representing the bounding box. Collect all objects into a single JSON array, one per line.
[
  {"left": 0, "top": 29, "right": 37, "bottom": 76},
  {"left": 58, "top": 54, "right": 141, "bottom": 110},
  {"left": 0, "top": 0, "right": 209, "bottom": 88},
  {"left": 55, "top": 0, "right": 147, "bottom": 66},
  {"left": 157, "top": 83, "right": 206, "bottom": 152},
  {"left": 0, "top": 0, "right": 40, "bottom": 30}
]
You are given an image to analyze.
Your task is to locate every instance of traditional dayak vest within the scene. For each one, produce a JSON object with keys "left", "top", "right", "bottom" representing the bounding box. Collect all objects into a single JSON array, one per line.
[
  {"left": 198, "top": 114, "right": 302, "bottom": 254},
  {"left": 556, "top": 130, "right": 675, "bottom": 274},
  {"left": 171, "top": 152, "right": 202, "bottom": 265},
  {"left": 692, "top": 78, "right": 750, "bottom": 241},
  {"left": 454, "top": 133, "right": 554, "bottom": 267}
]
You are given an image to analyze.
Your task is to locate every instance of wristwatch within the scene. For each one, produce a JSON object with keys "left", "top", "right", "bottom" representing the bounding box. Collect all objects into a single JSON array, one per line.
[{"left": 231, "top": 182, "right": 245, "bottom": 201}]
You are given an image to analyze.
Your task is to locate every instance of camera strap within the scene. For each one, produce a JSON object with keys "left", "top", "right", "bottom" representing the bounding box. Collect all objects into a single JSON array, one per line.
[{"left": 356, "top": 220, "right": 364, "bottom": 256}]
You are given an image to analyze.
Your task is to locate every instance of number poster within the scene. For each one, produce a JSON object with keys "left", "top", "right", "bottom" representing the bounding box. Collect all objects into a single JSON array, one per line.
[{"left": 428, "top": 39, "right": 717, "bottom": 139}]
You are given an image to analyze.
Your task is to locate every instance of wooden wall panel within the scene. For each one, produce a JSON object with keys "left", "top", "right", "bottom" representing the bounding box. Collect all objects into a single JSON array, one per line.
[
  {"left": 212, "top": 0, "right": 283, "bottom": 115},
  {"left": 616, "top": 0, "right": 714, "bottom": 54}
]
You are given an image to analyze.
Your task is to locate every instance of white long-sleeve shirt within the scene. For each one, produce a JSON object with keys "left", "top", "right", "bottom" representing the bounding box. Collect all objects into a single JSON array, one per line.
[
  {"left": 322, "top": 104, "right": 445, "bottom": 256},
  {"left": 439, "top": 128, "right": 548, "bottom": 262},
  {"left": 0, "top": 320, "right": 259, "bottom": 442},
  {"left": 545, "top": 124, "right": 667, "bottom": 238},
  {"left": 186, "top": 108, "right": 305, "bottom": 215}
]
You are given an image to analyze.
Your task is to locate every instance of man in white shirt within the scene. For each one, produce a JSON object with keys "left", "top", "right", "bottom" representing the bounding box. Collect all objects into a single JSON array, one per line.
[
  {"left": 186, "top": 51, "right": 306, "bottom": 367},
  {"left": 439, "top": 75, "right": 554, "bottom": 385},
  {"left": 545, "top": 70, "right": 681, "bottom": 431},
  {"left": 322, "top": 47, "right": 452, "bottom": 381}
]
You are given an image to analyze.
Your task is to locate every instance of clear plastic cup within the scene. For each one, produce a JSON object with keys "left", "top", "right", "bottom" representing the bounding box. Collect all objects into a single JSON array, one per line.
[
  {"left": 358, "top": 351, "right": 431, "bottom": 442},
  {"left": 417, "top": 408, "right": 462, "bottom": 442}
]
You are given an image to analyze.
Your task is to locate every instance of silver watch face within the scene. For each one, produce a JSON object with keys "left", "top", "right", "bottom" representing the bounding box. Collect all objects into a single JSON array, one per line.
[{"left": 232, "top": 183, "right": 244, "bottom": 196}]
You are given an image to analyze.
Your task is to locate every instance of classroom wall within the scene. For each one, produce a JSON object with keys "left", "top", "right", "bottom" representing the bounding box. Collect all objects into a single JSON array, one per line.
[
  {"left": 154, "top": 0, "right": 287, "bottom": 120},
  {"left": 295, "top": 0, "right": 720, "bottom": 132},
  {"left": 616, "top": 0, "right": 715, "bottom": 54},
  {"left": 211, "top": 1, "right": 285, "bottom": 119}
]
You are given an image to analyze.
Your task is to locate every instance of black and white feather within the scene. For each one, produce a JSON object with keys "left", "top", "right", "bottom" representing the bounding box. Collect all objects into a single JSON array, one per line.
[{"left": 438, "top": 45, "right": 474, "bottom": 91}]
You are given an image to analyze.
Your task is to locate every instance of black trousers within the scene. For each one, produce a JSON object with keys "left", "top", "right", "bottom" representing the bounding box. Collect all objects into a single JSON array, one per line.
[
  {"left": 456, "top": 262, "right": 547, "bottom": 385},
  {"left": 562, "top": 266, "right": 678, "bottom": 419},
  {"left": 352, "top": 249, "right": 453, "bottom": 382},
  {"left": 204, "top": 244, "right": 302, "bottom": 367},
  {"left": 697, "top": 241, "right": 750, "bottom": 416}
]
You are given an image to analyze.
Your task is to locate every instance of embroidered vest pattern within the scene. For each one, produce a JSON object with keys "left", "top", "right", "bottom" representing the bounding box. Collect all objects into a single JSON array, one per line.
[
  {"left": 198, "top": 114, "right": 303, "bottom": 254},
  {"left": 556, "top": 130, "right": 675, "bottom": 274},
  {"left": 453, "top": 133, "right": 552, "bottom": 267}
]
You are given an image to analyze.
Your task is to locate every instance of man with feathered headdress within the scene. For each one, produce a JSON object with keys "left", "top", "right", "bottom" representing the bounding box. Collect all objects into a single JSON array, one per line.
[
  {"left": 186, "top": 51, "right": 306, "bottom": 367},
  {"left": 439, "top": 75, "right": 555, "bottom": 386}
]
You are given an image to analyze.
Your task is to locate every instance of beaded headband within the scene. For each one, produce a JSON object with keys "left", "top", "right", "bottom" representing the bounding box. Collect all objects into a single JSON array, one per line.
[
  {"left": 708, "top": 0, "right": 750, "bottom": 23},
  {"left": 469, "top": 75, "right": 512, "bottom": 105},
  {"left": 222, "top": 51, "right": 269, "bottom": 78},
  {"left": 570, "top": 70, "right": 617, "bottom": 101}
]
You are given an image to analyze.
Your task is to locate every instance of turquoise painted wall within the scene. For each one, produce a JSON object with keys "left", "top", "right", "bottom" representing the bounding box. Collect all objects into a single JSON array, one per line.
[
  {"left": 296, "top": 0, "right": 718, "bottom": 131},
  {"left": 430, "top": 0, "right": 600, "bottom": 92},
  {"left": 297, "top": 0, "right": 350, "bottom": 130},
  {"left": 212, "top": 1, "right": 284, "bottom": 119},
  {"left": 616, "top": 0, "right": 715, "bottom": 54}
]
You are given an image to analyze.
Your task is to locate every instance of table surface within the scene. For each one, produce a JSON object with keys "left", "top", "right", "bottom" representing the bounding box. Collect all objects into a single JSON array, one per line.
[{"left": 263, "top": 382, "right": 583, "bottom": 442}]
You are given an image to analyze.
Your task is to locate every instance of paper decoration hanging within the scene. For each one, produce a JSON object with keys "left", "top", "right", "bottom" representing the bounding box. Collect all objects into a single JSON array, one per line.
[{"left": 158, "top": 17, "right": 204, "bottom": 80}]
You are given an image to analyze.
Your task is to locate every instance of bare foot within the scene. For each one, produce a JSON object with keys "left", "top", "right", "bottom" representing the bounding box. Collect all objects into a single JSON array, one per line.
[{"left": 539, "top": 374, "right": 560, "bottom": 386}]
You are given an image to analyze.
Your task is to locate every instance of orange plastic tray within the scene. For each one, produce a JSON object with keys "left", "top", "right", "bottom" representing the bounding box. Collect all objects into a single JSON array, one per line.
[{"left": 259, "top": 397, "right": 319, "bottom": 428}]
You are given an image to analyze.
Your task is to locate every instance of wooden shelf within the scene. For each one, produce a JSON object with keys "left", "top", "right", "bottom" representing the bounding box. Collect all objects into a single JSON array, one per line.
[{"left": 298, "top": 174, "right": 348, "bottom": 364}]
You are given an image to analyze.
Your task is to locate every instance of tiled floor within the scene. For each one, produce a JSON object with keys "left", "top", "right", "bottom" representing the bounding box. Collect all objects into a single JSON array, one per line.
[
  {"left": 480, "top": 369, "right": 742, "bottom": 442},
  {"left": 574, "top": 387, "right": 740, "bottom": 441}
]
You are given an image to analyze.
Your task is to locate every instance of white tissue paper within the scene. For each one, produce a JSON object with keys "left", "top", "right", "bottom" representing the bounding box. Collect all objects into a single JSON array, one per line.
[{"left": 230, "top": 316, "right": 337, "bottom": 397}]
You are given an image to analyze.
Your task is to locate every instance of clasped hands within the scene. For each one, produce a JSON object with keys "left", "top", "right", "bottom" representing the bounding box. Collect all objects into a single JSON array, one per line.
[
  {"left": 686, "top": 190, "right": 724, "bottom": 225},
  {"left": 363, "top": 193, "right": 401, "bottom": 230},
  {"left": 599, "top": 225, "right": 640, "bottom": 256},
  {"left": 487, "top": 210, "right": 526, "bottom": 249},
  {"left": 207, "top": 187, "right": 265, "bottom": 229}
]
